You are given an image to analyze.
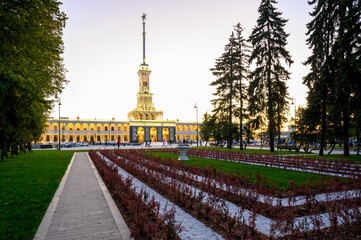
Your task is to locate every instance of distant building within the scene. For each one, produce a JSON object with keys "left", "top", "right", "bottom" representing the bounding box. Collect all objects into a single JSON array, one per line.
[{"left": 40, "top": 14, "right": 200, "bottom": 144}]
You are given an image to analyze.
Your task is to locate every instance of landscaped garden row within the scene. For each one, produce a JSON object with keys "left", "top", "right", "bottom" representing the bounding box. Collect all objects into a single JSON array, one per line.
[
  {"left": 89, "top": 150, "right": 183, "bottom": 239},
  {"left": 141, "top": 148, "right": 361, "bottom": 178},
  {"left": 114, "top": 150, "right": 360, "bottom": 209},
  {"left": 114, "top": 150, "right": 361, "bottom": 222},
  {"left": 96, "top": 149, "right": 361, "bottom": 239},
  {"left": 188, "top": 149, "right": 361, "bottom": 178},
  {"left": 99, "top": 150, "right": 254, "bottom": 238}
]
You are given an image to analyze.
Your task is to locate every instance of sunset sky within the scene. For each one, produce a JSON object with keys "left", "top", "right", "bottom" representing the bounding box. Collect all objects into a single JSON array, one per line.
[{"left": 54, "top": 0, "right": 313, "bottom": 122}]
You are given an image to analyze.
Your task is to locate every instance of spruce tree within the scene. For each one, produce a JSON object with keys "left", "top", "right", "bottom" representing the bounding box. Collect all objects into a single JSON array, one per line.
[
  {"left": 210, "top": 32, "right": 238, "bottom": 149},
  {"left": 333, "top": 0, "right": 361, "bottom": 156},
  {"left": 304, "top": 0, "right": 337, "bottom": 156},
  {"left": 248, "top": 0, "right": 293, "bottom": 152},
  {"left": 304, "top": 0, "right": 360, "bottom": 157},
  {"left": 232, "top": 23, "right": 251, "bottom": 150}
]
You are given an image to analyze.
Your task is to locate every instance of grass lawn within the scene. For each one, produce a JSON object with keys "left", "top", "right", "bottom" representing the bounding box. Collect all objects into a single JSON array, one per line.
[
  {"left": 146, "top": 152, "right": 339, "bottom": 190},
  {"left": 194, "top": 146, "right": 361, "bottom": 163},
  {"left": 0, "top": 150, "right": 74, "bottom": 240},
  {"left": 303, "top": 154, "right": 361, "bottom": 164},
  {"left": 195, "top": 146, "right": 310, "bottom": 155}
]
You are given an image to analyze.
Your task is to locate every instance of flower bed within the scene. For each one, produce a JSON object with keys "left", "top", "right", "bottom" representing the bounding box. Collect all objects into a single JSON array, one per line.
[
  {"left": 186, "top": 149, "right": 361, "bottom": 178},
  {"left": 114, "top": 150, "right": 360, "bottom": 214},
  {"left": 89, "top": 151, "right": 182, "bottom": 239},
  {"left": 101, "top": 149, "right": 361, "bottom": 238}
]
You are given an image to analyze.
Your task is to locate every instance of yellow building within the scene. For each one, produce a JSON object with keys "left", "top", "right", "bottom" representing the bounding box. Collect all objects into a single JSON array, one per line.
[
  {"left": 41, "top": 14, "right": 200, "bottom": 144},
  {"left": 42, "top": 118, "right": 199, "bottom": 144}
]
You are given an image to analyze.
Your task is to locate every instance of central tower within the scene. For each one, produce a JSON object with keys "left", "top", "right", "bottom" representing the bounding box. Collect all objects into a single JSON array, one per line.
[{"left": 128, "top": 13, "right": 163, "bottom": 121}]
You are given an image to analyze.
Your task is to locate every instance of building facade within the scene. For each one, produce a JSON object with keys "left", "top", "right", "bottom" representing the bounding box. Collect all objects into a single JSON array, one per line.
[
  {"left": 42, "top": 118, "right": 199, "bottom": 144},
  {"left": 40, "top": 14, "right": 200, "bottom": 144}
]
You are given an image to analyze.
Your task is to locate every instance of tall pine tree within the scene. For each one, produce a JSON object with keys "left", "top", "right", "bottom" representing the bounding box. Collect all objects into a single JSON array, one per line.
[
  {"left": 210, "top": 32, "right": 238, "bottom": 149},
  {"left": 248, "top": 0, "right": 293, "bottom": 152},
  {"left": 333, "top": 0, "right": 361, "bottom": 157},
  {"left": 304, "top": 0, "right": 360, "bottom": 156},
  {"left": 232, "top": 23, "right": 251, "bottom": 150}
]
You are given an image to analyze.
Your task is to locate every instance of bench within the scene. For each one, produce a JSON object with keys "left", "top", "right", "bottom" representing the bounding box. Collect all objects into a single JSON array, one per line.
[{"left": 277, "top": 145, "right": 300, "bottom": 151}]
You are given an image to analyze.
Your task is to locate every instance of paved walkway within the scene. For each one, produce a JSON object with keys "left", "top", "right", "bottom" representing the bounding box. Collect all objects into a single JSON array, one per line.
[{"left": 34, "top": 152, "right": 131, "bottom": 240}]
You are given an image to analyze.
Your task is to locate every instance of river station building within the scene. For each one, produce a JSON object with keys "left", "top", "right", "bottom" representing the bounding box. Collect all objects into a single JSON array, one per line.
[{"left": 41, "top": 14, "right": 200, "bottom": 144}]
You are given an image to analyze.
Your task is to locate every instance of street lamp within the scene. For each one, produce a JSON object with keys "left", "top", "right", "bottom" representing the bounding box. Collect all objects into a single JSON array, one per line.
[
  {"left": 194, "top": 103, "right": 199, "bottom": 146},
  {"left": 58, "top": 99, "right": 61, "bottom": 150},
  {"left": 291, "top": 97, "right": 296, "bottom": 117}
]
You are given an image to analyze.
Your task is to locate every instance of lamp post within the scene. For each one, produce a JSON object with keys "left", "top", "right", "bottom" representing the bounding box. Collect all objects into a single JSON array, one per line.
[
  {"left": 291, "top": 97, "right": 296, "bottom": 117},
  {"left": 58, "top": 99, "right": 61, "bottom": 150},
  {"left": 194, "top": 103, "right": 199, "bottom": 146}
]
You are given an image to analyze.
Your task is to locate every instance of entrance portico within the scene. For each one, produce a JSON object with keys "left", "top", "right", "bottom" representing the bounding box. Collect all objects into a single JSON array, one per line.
[{"left": 129, "top": 121, "right": 175, "bottom": 143}]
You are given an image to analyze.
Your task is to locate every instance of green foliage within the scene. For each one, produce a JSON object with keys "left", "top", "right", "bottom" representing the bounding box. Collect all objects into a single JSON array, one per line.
[
  {"left": 210, "top": 31, "right": 238, "bottom": 149},
  {"left": 232, "top": 23, "right": 251, "bottom": 150},
  {"left": 291, "top": 106, "right": 320, "bottom": 152},
  {"left": 248, "top": 0, "right": 293, "bottom": 152},
  {"left": 0, "top": 150, "right": 73, "bottom": 239},
  {"left": 0, "top": 0, "right": 67, "bottom": 160},
  {"left": 210, "top": 23, "right": 251, "bottom": 149},
  {"left": 304, "top": 0, "right": 361, "bottom": 156},
  {"left": 200, "top": 112, "right": 215, "bottom": 144}
]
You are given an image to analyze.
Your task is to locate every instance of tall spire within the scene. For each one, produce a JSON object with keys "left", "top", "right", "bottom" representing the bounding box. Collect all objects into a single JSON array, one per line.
[{"left": 141, "top": 13, "right": 147, "bottom": 65}]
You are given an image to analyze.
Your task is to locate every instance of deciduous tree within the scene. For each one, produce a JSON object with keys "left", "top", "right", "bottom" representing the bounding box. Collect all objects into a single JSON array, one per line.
[{"left": 0, "top": 0, "right": 67, "bottom": 160}]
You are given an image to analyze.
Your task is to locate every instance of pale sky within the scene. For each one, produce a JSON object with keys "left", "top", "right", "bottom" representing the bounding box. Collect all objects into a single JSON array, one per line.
[{"left": 53, "top": 0, "right": 313, "bottom": 122}]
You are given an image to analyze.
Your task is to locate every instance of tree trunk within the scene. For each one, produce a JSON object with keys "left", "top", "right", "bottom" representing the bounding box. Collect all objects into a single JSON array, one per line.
[
  {"left": 240, "top": 99, "right": 243, "bottom": 150},
  {"left": 277, "top": 103, "right": 281, "bottom": 144},
  {"left": 343, "top": 107, "right": 350, "bottom": 157},
  {"left": 356, "top": 129, "right": 360, "bottom": 156},
  {"left": 328, "top": 142, "right": 336, "bottom": 155},
  {"left": 227, "top": 56, "right": 234, "bottom": 149},
  {"left": 319, "top": 99, "right": 326, "bottom": 156},
  {"left": 267, "top": 20, "right": 274, "bottom": 152},
  {"left": 1, "top": 146, "right": 4, "bottom": 161}
]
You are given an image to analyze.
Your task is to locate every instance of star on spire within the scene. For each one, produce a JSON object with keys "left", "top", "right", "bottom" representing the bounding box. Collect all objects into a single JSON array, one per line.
[{"left": 141, "top": 13, "right": 147, "bottom": 23}]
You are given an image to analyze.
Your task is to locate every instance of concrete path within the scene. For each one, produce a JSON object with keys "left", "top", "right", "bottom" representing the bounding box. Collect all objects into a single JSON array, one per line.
[{"left": 34, "top": 152, "right": 131, "bottom": 240}]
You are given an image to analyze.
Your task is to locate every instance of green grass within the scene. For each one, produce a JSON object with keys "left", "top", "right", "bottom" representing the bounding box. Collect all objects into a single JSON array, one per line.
[
  {"left": 303, "top": 154, "right": 361, "bottom": 164},
  {"left": 195, "top": 146, "right": 361, "bottom": 163},
  {"left": 0, "top": 150, "right": 74, "bottom": 240},
  {"left": 195, "top": 146, "right": 310, "bottom": 155},
  {"left": 146, "top": 152, "right": 339, "bottom": 190}
]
